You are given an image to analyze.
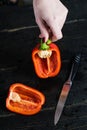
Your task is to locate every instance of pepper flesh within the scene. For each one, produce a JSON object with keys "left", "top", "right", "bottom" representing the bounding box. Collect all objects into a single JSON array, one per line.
[
  {"left": 32, "top": 42, "right": 61, "bottom": 78},
  {"left": 6, "top": 83, "right": 45, "bottom": 115}
]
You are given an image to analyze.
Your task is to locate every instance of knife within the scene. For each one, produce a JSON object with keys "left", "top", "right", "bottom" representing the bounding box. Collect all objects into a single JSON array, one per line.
[{"left": 54, "top": 54, "right": 81, "bottom": 125}]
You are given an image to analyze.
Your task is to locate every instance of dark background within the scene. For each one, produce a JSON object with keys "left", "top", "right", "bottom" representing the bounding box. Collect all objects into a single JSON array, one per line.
[{"left": 0, "top": 0, "right": 87, "bottom": 130}]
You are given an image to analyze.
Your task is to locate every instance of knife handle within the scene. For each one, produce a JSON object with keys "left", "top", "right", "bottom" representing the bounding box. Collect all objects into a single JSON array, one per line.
[{"left": 69, "top": 54, "right": 81, "bottom": 82}]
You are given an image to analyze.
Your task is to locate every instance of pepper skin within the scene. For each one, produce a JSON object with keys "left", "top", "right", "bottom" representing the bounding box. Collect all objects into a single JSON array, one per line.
[
  {"left": 32, "top": 41, "right": 61, "bottom": 78},
  {"left": 6, "top": 83, "right": 45, "bottom": 115}
]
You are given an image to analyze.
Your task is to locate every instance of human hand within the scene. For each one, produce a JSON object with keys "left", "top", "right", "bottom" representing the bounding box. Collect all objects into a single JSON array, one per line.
[
  {"left": 33, "top": 0, "right": 68, "bottom": 42},
  {"left": 9, "top": 0, "right": 17, "bottom": 3}
]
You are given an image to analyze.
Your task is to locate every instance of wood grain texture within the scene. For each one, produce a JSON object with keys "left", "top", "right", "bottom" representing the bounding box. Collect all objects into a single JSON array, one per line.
[{"left": 0, "top": 2, "right": 87, "bottom": 130}]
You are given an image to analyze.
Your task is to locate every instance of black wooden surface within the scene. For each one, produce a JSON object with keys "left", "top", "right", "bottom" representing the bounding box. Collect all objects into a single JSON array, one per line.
[{"left": 0, "top": 1, "right": 87, "bottom": 130}]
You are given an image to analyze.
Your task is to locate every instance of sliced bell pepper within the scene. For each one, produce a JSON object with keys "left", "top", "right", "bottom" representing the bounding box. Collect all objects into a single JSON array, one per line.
[
  {"left": 6, "top": 83, "right": 45, "bottom": 115},
  {"left": 32, "top": 39, "right": 61, "bottom": 78}
]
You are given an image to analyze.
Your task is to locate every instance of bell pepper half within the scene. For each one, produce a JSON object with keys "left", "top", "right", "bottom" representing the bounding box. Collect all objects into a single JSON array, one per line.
[
  {"left": 6, "top": 83, "right": 45, "bottom": 115},
  {"left": 32, "top": 39, "right": 61, "bottom": 78}
]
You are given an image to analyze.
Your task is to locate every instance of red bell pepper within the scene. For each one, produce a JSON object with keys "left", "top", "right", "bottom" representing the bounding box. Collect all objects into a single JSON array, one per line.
[
  {"left": 6, "top": 83, "right": 45, "bottom": 115},
  {"left": 32, "top": 39, "right": 61, "bottom": 78}
]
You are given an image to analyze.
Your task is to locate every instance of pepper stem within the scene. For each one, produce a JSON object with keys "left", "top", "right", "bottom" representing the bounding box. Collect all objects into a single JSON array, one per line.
[
  {"left": 46, "top": 39, "right": 51, "bottom": 44},
  {"left": 39, "top": 39, "right": 51, "bottom": 50}
]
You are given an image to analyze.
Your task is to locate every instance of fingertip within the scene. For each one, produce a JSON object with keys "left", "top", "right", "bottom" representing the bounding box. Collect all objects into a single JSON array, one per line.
[
  {"left": 51, "top": 31, "right": 63, "bottom": 42},
  {"left": 39, "top": 34, "right": 49, "bottom": 42},
  {"left": 44, "top": 37, "right": 48, "bottom": 42},
  {"left": 58, "top": 31, "right": 63, "bottom": 39}
]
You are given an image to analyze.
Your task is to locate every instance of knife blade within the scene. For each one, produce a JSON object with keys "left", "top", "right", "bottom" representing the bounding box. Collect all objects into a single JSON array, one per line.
[{"left": 54, "top": 54, "right": 81, "bottom": 125}]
